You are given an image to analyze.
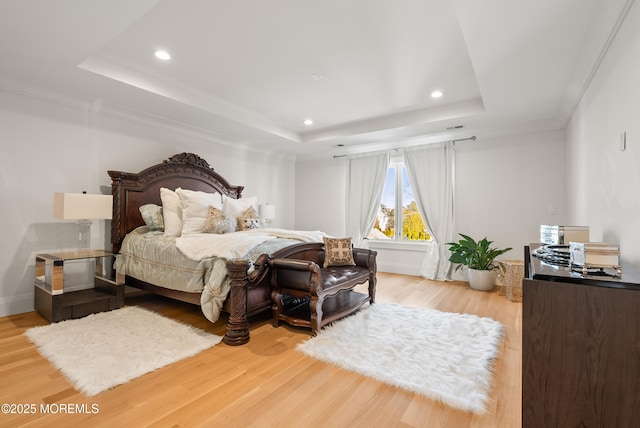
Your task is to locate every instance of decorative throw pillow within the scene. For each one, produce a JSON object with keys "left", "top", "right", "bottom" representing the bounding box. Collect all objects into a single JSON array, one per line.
[
  {"left": 176, "top": 188, "right": 223, "bottom": 235},
  {"left": 160, "top": 187, "right": 182, "bottom": 238},
  {"left": 323, "top": 237, "right": 356, "bottom": 268},
  {"left": 237, "top": 206, "right": 260, "bottom": 231},
  {"left": 203, "top": 206, "right": 236, "bottom": 234},
  {"left": 139, "top": 204, "right": 164, "bottom": 231}
]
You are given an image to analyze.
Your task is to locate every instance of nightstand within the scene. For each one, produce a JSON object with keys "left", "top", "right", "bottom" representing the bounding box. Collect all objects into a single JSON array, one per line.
[{"left": 34, "top": 249, "right": 124, "bottom": 322}]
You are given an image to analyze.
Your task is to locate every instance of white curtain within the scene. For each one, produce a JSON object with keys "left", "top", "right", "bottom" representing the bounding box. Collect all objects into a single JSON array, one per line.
[
  {"left": 346, "top": 152, "right": 389, "bottom": 247},
  {"left": 403, "top": 142, "right": 455, "bottom": 280}
]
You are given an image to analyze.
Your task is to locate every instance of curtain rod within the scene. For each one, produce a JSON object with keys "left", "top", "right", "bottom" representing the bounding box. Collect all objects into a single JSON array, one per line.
[
  {"left": 452, "top": 136, "right": 476, "bottom": 143},
  {"left": 333, "top": 136, "right": 476, "bottom": 159}
]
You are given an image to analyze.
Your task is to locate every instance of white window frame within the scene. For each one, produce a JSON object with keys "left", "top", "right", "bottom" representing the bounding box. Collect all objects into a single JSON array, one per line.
[{"left": 368, "top": 154, "right": 430, "bottom": 245}]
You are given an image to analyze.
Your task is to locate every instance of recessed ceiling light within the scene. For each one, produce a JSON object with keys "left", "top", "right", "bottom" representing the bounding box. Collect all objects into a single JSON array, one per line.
[
  {"left": 431, "top": 90, "right": 443, "bottom": 98},
  {"left": 154, "top": 50, "right": 171, "bottom": 61},
  {"left": 310, "top": 74, "right": 324, "bottom": 81},
  {"left": 303, "top": 119, "right": 314, "bottom": 126}
]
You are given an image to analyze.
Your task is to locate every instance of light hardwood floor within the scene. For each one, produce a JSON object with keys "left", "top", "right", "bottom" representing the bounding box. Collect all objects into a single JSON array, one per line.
[{"left": 0, "top": 273, "right": 522, "bottom": 427}]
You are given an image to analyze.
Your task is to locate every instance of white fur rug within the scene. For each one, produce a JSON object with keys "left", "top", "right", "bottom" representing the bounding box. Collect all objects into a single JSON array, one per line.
[
  {"left": 297, "top": 303, "right": 504, "bottom": 413},
  {"left": 25, "top": 306, "right": 222, "bottom": 396}
]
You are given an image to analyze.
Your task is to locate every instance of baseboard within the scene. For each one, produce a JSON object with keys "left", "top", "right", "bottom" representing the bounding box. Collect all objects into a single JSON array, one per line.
[
  {"left": 0, "top": 293, "right": 35, "bottom": 317},
  {"left": 377, "top": 263, "right": 422, "bottom": 276}
]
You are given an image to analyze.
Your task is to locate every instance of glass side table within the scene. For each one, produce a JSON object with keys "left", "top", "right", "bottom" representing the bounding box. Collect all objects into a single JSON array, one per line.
[{"left": 34, "top": 249, "right": 124, "bottom": 322}]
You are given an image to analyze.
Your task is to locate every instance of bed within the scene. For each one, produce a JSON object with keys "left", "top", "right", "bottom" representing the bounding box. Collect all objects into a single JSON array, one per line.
[{"left": 109, "top": 152, "right": 325, "bottom": 345}]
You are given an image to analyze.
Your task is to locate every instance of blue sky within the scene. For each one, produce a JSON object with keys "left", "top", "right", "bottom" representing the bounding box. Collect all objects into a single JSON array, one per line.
[{"left": 380, "top": 166, "right": 415, "bottom": 208}]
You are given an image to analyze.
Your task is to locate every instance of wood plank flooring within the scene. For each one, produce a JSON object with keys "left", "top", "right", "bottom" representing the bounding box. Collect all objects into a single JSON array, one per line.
[{"left": 0, "top": 273, "right": 522, "bottom": 427}]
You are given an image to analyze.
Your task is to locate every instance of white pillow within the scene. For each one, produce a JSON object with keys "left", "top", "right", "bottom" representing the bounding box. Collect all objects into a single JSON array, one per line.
[
  {"left": 177, "top": 188, "right": 224, "bottom": 235},
  {"left": 223, "top": 196, "right": 258, "bottom": 224},
  {"left": 161, "top": 187, "right": 182, "bottom": 238}
]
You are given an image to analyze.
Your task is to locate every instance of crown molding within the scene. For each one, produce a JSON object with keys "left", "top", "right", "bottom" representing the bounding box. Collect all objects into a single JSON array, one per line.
[{"left": 0, "top": 77, "right": 296, "bottom": 162}]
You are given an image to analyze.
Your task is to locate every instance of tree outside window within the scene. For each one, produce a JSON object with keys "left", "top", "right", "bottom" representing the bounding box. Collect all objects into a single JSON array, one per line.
[{"left": 369, "top": 160, "right": 430, "bottom": 241}]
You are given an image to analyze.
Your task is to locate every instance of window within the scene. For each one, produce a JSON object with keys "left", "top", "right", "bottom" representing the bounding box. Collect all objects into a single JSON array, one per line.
[{"left": 368, "top": 157, "right": 430, "bottom": 241}]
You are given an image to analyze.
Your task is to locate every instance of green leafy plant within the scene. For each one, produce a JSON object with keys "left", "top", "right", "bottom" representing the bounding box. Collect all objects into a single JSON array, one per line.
[{"left": 447, "top": 234, "right": 512, "bottom": 271}]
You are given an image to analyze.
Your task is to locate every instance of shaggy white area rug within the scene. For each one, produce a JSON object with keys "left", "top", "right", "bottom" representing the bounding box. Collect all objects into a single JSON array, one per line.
[
  {"left": 297, "top": 303, "right": 504, "bottom": 414},
  {"left": 25, "top": 306, "right": 222, "bottom": 396}
]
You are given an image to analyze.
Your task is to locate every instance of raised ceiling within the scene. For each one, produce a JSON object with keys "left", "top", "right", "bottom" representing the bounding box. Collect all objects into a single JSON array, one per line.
[{"left": 0, "top": 0, "right": 632, "bottom": 156}]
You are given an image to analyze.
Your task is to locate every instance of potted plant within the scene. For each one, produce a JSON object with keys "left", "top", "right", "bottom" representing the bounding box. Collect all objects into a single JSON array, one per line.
[{"left": 447, "top": 234, "right": 512, "bottom": 291}]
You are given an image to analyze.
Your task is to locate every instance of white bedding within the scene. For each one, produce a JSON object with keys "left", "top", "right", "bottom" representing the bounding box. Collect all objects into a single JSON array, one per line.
[{"left": 185, "top": 228, "right": 328, "bottom": 323}]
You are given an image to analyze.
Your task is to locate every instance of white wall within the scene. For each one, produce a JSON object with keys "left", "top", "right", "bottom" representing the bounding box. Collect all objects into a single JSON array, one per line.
[
  {"left": 567, "top": 1, "right": 640, "bottom": 269},
  {"left": 455, "top": 129, "right": 566, "bottom": 257},
  {"left": 295, "top": 129, "right": 567, "bottom": 276},
  {"left": 0, "top": 87, "right": 296, "bottom": 316},
  {"left": 295, "top": 156, "right": 348, "bottom": 236}
]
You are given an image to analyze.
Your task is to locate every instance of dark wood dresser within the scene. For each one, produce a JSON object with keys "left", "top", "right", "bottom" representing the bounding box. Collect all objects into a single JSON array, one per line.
[{"left": 522, "top": 246, "right": 640, "bottom": 428}]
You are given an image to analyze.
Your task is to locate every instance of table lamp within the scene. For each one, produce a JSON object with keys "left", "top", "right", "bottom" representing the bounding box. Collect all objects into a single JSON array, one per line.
[
  {"left": 258, "top": 203, "right": 276, "bottom": 228},
  {"left": 54, "top": 191, "right": 113, "bottom": 248}
]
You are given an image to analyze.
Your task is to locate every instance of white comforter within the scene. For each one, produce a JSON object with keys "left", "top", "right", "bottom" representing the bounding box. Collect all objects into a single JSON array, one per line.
[
  {"left": 176, "top": 228, "right": 328, "bottom": 323},
  {"left": 176, "top": 228, "right": 328, "bottom": 261}
]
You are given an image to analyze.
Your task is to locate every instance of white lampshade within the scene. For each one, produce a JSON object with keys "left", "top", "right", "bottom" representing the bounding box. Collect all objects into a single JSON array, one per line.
[
  {"left": 258, "top": 204, "right": 276, "bottom": 220},
  {"left": 54, "top": 192, "right": 113, "bottom": 220}
]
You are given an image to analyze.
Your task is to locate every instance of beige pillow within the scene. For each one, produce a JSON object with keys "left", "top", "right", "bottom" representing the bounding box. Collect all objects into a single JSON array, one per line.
[
  {"left": 203, "top": 206, "right": 236, "bottom": 234},
  {"left": 323, "top": 237, "right": 356, "bottom": 267},
  {"left": 237, "top": 206, "right": 260, "bottom": 231}
]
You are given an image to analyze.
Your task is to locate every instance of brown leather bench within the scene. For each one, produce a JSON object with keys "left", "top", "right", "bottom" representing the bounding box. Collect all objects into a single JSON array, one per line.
[{"left": 269, "top": 242, "right": 377, "bottom": 335}]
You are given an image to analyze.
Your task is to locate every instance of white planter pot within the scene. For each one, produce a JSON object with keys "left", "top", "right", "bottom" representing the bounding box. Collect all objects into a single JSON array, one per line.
[{"left": 467, "top": 268, "right": 497, "bottom": 291}]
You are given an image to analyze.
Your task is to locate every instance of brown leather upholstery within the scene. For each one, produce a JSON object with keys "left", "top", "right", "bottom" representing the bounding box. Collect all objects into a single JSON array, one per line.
[{"left": 269, "top": 242, "right": 377, "bottom": 335}]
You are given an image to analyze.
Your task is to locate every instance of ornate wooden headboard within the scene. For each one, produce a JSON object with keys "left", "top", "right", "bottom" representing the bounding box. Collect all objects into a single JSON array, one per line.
[{"left": 108, "top": 152, "right": 244, "bottom": 252}]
